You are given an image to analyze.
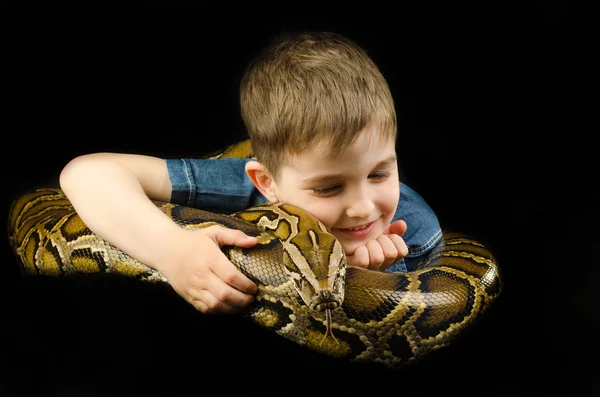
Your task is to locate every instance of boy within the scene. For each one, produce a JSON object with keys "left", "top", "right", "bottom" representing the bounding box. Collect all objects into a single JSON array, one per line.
[{"left": 59, "top": 31, "right": 442, "bottom": 316}]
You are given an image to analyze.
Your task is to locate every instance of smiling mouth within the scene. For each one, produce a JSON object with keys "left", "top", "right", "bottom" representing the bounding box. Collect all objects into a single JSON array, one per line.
[
  {"left": 336, "top": 221, "right": 376, "bottom": 238},
  {"left": 347, "top": 224, "right": 370, "bottom": 231}
]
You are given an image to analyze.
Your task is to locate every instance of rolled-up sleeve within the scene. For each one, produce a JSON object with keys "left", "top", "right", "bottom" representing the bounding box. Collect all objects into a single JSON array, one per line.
[
  {"left": 166, "top": 158, "right": 267, "bottom": 213},
  {"left": 388, "top": 182, "right": 443, "bottom": 272}
]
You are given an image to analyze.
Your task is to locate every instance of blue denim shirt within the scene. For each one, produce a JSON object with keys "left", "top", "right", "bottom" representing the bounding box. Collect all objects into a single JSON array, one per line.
[{"left": 167, "top": 157, "right": 442, "bottom": 273}]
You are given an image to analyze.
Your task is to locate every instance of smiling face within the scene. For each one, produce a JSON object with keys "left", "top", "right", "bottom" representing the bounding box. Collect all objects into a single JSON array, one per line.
[{"left": 268, "top": 128, "right": 400, "bottom": 257}]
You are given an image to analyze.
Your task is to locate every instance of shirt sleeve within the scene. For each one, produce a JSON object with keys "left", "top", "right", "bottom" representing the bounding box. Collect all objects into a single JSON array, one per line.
[{"left": 166, "top": 157, "right": 268, "bottom": 214}]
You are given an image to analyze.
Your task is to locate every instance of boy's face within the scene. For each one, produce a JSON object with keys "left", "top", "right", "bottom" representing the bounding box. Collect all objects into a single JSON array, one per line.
[{"left": 270, "top": 128, "right": 400, "bottom": 256}]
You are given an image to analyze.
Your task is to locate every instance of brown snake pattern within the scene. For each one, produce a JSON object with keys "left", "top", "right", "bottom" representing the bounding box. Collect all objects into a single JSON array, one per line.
[{"left": 7, "top": 141, "right": 502, "bottom": 368}]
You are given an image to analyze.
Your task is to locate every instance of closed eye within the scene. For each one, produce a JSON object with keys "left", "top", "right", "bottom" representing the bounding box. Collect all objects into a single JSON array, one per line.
[
  {"left": 312, "top": 185, "right": 340, "bottom": 196},
  {"left": 312, "top": 171, "right": 392, "bottom": 196},
  {"left": 369, "top": 170, "right": 393, "bottom": 180}
]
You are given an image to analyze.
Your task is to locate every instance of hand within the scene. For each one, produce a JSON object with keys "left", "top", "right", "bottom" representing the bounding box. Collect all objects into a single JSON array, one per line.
[
  {"left": 346, "top": 220, "right": 408, "bottom": 272},
  {"left": 159, "top": 225, "right": 259, "bottom": 315}
]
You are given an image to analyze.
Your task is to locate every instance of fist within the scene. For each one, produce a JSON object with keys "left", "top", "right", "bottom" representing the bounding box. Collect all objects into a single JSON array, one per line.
[{"left": 346, "top": 220, "right": 408, "bottom": 271}]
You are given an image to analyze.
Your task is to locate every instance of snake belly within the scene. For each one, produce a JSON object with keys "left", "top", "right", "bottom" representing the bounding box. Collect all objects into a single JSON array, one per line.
[{"left": 7, "top": 187, "right": 501, "bottom": 368}]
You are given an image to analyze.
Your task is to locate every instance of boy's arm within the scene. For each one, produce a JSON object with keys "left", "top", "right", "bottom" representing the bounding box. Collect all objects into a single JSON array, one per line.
[{"left": 59, "top": 153, "right": 258, "bottom": 314}]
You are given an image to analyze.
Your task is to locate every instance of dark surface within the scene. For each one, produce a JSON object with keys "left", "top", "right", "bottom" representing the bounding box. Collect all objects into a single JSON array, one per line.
[{"left": 2, "top": 4, "right": 599, "bottom": 396}]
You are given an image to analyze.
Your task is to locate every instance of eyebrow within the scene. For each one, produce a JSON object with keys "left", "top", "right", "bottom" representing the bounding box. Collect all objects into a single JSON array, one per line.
[{"left": 301, "top": 155, "right": 398, "bottom": 185}]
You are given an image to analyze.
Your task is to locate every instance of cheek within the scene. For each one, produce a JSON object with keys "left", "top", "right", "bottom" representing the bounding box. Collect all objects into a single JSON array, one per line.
[
  {"left": 378, "top": 182, "right": 400, "bottom": 221},
  {"left": 302, "top": 203, "right": 338, "bottom": 231},
  {"left": 275, "top": 190, "right": 338, "bottom": 231}
]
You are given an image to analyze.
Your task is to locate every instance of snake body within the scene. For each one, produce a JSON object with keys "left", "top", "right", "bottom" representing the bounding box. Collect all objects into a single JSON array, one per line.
[{"left": 7, "top": 141, "right": 502, "bottom": 368}]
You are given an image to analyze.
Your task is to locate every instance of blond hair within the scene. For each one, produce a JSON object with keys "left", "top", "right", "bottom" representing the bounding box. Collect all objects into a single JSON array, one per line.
[{"left": 240, "top": 31, "right": 397, "bottom": 179}]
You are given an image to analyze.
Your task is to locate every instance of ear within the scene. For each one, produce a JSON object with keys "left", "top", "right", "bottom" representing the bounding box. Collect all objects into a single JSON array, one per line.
[{"left": 245, "top": 160, "right": 279, "bottom": 202}]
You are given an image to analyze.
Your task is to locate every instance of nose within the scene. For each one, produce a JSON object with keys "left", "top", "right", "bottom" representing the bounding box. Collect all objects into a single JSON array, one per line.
[{"left": 345, "top": 187, "right": 375, "bottom": 219}]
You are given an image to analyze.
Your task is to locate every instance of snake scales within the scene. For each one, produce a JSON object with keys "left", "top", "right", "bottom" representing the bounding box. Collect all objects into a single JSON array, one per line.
[{"left": 7, "top": 140, "right": 502, "bottom": 368}]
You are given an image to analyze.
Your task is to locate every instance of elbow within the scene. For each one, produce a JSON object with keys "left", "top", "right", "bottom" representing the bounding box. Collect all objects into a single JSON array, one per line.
[{"left": 59, "top": 154, "right": 98, "bottom": 194}]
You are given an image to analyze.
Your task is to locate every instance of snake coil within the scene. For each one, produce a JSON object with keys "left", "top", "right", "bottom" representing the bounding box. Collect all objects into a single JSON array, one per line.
[{"left": 7, "top": 141, "right": 502, "bottom": 368}]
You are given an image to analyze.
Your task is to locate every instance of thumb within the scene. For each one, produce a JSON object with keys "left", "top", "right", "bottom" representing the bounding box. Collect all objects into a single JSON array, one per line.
[
  {"left": 384, "top": 219, "right": 407, "bottom": 237},
  {"left": 207, "top": 226, "right": 258, "bottom": 248}
]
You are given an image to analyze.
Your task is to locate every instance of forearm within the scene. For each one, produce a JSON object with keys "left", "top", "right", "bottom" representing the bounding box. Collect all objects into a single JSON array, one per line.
[{"left": 59, "top": 154, "right": 181, "bottom": 273}]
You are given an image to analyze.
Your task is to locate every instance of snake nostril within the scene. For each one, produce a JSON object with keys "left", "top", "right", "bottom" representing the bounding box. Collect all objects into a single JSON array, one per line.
[{"left": 315, "top": 300, "right": 339, "bottom": 312}]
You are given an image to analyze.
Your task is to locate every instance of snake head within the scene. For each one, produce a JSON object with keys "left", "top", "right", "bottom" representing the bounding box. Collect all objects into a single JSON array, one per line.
[
  {"left": 283, "top": 247, "right": 346, "bottom": 311},
  {"left": 281, "top": 229, "right": 345, "bottom": 345},
  {"left": 236, "top": 202, "right": 346, "bottom": 313},
  {"left": 276, "top": 204, "right": 346, "bottom": 314}
]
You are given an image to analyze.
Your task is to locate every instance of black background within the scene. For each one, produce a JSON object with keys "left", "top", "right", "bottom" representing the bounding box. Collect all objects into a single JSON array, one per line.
[{"left": 2, "top": 4, "right": 599, "bottom": 396}]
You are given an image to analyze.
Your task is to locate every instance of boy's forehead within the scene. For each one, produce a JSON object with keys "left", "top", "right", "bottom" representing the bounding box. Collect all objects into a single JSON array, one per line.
[
  {"left": 288, "top": 128, "right": 395, "bottom": 159},
  {"left": 280, "top": 132, "right": 396, "bottom": 175}
]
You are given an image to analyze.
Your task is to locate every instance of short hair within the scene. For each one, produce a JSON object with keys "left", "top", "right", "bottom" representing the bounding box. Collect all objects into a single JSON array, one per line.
[{"left": 240, "top": 31, "right": 397, "bottom": 179}]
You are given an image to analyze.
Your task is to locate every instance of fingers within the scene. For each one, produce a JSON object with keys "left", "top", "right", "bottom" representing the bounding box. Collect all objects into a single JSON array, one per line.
[
  {"left": 387, "top": 233, "right": 408, "bottom": 259},
  {"left": 347, "top": 237, "right": 397, "bottom": 270},
  {"left": 208, "top": 225, "right": 258, "bottom": 249},
  {"left": 188, "top": 274, "right": 256, "bottom": 315},
  {"left": 205, "top": 225, "right": 259, "bottom": 295},
  {"left": 360, "top": 238, "right": 391, "bottom": 271},
  {"left": 371, "top": 235, "right": 398, "bottom": 270},
  {"left": 347, "top": 233, "right": 409, "bottom": 271},
  {"left": 386, "top": 219, "right": 407, "bottom": 237},
  {"left": 170, "top": 225, "right": 259, "bottom": 315},
  {"left": 347, "top": 246, "right": 370, "bottom": 268},
  {"left": 211, "top": 254, "right": 258, "bottom": 295}
]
